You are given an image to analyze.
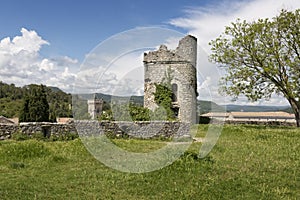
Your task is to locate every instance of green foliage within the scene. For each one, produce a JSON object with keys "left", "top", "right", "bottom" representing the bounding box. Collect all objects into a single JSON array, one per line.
[
  {"left": 0, "top": 82, "right": 24, "bottom": 117},
  {"left": 209, "top": 9, "right": 300, "bottom": 127},
  {"left": 0, "top": 82, "right": 72, "bottom": 119},
  {"left": 11, "top": 132, "right": 30, "bottom": 141},
  {"left": 98, "top": 109, "right": 113, "bottom": 121},
  {"left": 31, "top": 132, "right": 46, "bottom": 140},
  {"left": 0, "top": 82, "right": 23, "bottom": 100},
  {"left": 1, "top": 140, "right": 50, "bottom": 160},
  {"left": 99, "top": 76, "right": 178, "bottom": 121},
  {"left": 49, "top": 132, "right": 79, "bottom": 141},
  {"left": 129, "top": 103, "right": 151, "bottom": 121},
  {"left": 101, "top": 103, "right": 151, "bottom": 121},
  {"left": 20, "top": 84, "right": 50, "bottom": 122},
  {"left": 12, "top": 131, "right": 78, "bottom": 142},
  {"left": 153, "top": 67, "right": 176, "bottom": 121},
  {"left": 9, "top": 162, "right": 25, "bottom": 169},
  {"left": 0, "top": 98, "right": 22, "bottom": 118},
  {"left": 46, "top": 87, "right": 72, "bottom": 121}
]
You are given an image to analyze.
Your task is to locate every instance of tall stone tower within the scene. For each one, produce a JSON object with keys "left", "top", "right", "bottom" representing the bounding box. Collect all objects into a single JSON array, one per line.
[
  {"left": 87, "top": 94, "right": 103, "bottom": 120},
  {"left": 143, "top": 35, "right": 197, "bottom": 123}
]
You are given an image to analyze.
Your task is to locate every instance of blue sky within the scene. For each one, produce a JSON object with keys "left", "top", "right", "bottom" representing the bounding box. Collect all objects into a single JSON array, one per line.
[
  {"left": 0, "top": 0, "right": 299, "bottom": 105},
  {"left": 0, "top": 0, "right": 214, "bottom": 60}
]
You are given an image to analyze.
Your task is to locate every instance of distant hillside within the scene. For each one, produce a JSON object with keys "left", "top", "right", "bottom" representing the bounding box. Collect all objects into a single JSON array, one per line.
[
  {"left": 94, "top": 93, "right": 144, "bottom": 105},
  {"left": 0, "top": 82, "right": 72, "bottom": 119},
  {"left": 95, "top": 93, "right": 294, "bottom": 114},
  {"left": 197, "top": 100, "right": 226, "bottom": 114},
  {"left": 76, "top": 92, "right": 294, "bottom": 115},
  {"left": 94, "top": 93, "right": 224, "bottom": 115},
  {"left": 48, "top": 86, "right": 63, "bottom": 92},
  {"left": 1, "top": 81, "right": 294, "bottom": 119}
]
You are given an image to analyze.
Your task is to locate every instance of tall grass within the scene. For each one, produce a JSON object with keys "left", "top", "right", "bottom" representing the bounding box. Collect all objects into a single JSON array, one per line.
[{"left": 0, "top": 124, "right": 299, "bottom": 199}]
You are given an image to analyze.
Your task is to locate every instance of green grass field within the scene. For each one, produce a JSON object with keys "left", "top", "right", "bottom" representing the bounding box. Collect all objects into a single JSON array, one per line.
[{"left": 0, "top": 124, "right": 299, "bottom": 199}]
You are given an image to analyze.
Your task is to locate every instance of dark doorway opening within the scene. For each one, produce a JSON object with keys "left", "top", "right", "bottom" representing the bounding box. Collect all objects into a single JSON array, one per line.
[
  {"left": 172, "top": 107, "right": 179, "bottom": 118},
  {"left": 42, "top": 126, "right": 51, "bottom": 138},
  {"left": 171, "top": 83, "right": 178, "bottom": 102}
]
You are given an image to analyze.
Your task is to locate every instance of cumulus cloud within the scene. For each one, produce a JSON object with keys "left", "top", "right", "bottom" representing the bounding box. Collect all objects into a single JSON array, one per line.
[
  {"left": 0, "top": 28, "right": 78, "bottom": 92},
  {"left": 170, "top": 0, "right": 300, "bottom": 105},
  {"left": 0, "top": 28, "right": 49, "bottom": 54}
]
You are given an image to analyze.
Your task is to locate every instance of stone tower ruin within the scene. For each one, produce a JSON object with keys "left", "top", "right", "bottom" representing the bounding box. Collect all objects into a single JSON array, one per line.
[
  {"left": 87, "top": 94, "right": 103, "bottom": 120},
  {"left": 143, "top": 35, "right": 197, "bottom": 123}
]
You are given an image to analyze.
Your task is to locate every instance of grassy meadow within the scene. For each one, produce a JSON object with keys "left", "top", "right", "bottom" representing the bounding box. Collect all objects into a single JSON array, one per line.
[{"left": 0, "top": 124, "right": 299, "bottom": 199}]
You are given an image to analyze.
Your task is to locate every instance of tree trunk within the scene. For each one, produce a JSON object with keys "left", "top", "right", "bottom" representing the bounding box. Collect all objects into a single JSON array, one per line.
[
  {"left": 294, "top": 109, "right": 300, "bottom": 128},
  {"left": 288, "top": 99, "right": 300, "bottom": 127}
]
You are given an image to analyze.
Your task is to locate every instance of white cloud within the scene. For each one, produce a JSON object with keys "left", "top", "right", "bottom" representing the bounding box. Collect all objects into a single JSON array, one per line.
[
  {"left": 170, "top": 0, "right": 299, "bottom": 105},
  {"left": 171, "top": 0, "right": 300, "bottom": 53},
  {"left": 0, "top": 28, "right": 49, "bottom": 54},
  {"left": 0, "top": 28, "right": 78, "bottom": 92},
  {"left": 75, "top": 27, "right": 186, "bottom": 96}
]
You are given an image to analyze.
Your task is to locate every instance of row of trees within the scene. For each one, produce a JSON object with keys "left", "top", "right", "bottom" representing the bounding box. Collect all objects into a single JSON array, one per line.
[
  {"left": 19, "top": 85, "right": 49, "bottom": 122},
  {"left": 0, "top": 82, "right": 72, "bottom": 122}
]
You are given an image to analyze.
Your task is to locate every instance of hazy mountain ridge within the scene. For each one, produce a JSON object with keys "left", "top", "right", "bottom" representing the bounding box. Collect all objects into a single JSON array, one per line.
[
  {"left": 0, "top": 81, "right": 293, "bottom": 119},
  {"left": 94, "top": 93, "right": 293, "bottom": 114}
]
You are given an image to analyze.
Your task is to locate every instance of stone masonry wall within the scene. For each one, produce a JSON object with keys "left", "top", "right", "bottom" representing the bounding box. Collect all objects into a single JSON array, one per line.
[
  {"left": 0, "top": 122, "right": 77, "bottom": 140},
  {"left": 0, "top": 124, "right": 18, "bottom": 140},
  {"left": 75, "top": 121, "right": 191, "bottom": 139},
  {"left": 0, "top": 121, "right": 192, "bottom": 140},
  {"left": 143, "top": 35, "right": 197, "bottom": 123},
  {"left": 0, "top": 120, "right": 297, "bottom": 141}
]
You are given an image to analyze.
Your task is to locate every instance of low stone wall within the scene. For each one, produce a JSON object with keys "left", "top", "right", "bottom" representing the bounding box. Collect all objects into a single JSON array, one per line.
[
  {"left": 0, "top": 119, "right": 298, "bottom": 141},
  {"left": 0, "top": 121, "right": 192, "bottom": 140},
  {"left": 0, "top": 122, "right": 78, "bottom": 140},
  {"left": 75, "top": 121, "right": 191, "bottom": 139},
  {"left": 19, "top": 122, "right": 78, "bottom": 138},
  {"left": 0, "top": 124, "right": 18, "bottom": 140}
]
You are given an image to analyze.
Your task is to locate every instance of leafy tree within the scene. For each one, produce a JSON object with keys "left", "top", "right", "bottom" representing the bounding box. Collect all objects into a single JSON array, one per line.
[
  {"left": 19, "top": 94, "right": 29, "bottom": 122},
  {"left": 0, "top": 81, "right": 23, "bottom": 100},
  {"left": 46, "top": 87, "right": 72, "bottom": 120},
  {"left": 20, "top": 84, "right": 50, "bottom": 122},
  {"left": 129, "top": 103, "right": 151, "bottom": 121},
  {"left": 0, "top": 82, "right": 72, "bottom": 119},
  {"left": 209, "top": 9, "right": 300, "bottom": 127}
]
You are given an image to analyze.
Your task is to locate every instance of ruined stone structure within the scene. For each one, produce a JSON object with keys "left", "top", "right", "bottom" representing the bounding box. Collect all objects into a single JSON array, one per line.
[
  {"left": 87, "top": 94, "right": 103, "bottom": 120},
  {"left": 0, "top": 121, "right": 191, "bottom": 140},
  {"left": 0, "top": 122, "right": 77, "bottom": 140},
  {"left": 143, "top": 35, "right": 197, "bottom": 123}
]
